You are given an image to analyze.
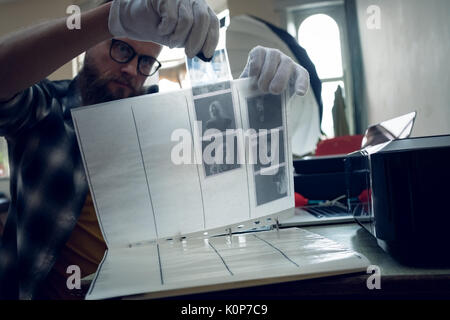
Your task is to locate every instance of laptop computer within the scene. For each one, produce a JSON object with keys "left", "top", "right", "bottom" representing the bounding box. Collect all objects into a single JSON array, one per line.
[{"left": 279, "top": 111, "right": 417, "bottom": 227}]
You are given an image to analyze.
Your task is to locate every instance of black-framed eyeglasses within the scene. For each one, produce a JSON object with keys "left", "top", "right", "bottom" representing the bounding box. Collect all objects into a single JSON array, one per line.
[{"left": 109, "top": 39, "right": 162, "bottom": 76}]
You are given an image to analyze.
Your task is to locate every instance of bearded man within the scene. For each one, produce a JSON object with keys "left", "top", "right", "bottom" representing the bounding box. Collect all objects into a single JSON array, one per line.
[{"left": 0, "top": 0, "right": 309, "bottom": 299}]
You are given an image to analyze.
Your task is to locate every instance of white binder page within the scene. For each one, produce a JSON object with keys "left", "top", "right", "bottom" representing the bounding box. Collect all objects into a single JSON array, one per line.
[
  {"left": 131, "top": 93, "right": 205, "bottom": 238},
  {"left": 86, "top": 228, "right": 370, "bottom": 300},
  {"left": 72, "top": 101, "right": 158, "bottom": 247}
]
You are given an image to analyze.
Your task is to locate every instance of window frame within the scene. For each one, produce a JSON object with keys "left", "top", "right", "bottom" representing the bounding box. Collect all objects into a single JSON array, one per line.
[
  {"left": 286, "top": 2, "right": 355, "bottom": 136},
  {"left": 0, "top": 137, "right": 10, "bottom": 179}
]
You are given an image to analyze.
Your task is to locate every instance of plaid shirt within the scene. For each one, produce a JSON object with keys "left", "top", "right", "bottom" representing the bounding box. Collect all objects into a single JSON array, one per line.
[{"left": 0, "top": 78, "right": 90, "bottom": 299}]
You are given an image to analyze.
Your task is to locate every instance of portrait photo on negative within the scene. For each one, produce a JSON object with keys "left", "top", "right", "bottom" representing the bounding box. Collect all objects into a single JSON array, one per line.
[
  {"left": 254, "top": 165, "right": 288, "bottom": 206},
  {"left": 249, "top": 129, "right": 286, "bottom": 173},
  {"left": 192, "top": 80, "right": 231, "bottom": 96},
  {"left": 194, "top": 92, "right": 236, "bottom": 136},
  {"left": 201, "top": 134, "right": 241, "bottom": 177},
  {"left": 247, "top": 94, "right": 283, "bottom": 131}
]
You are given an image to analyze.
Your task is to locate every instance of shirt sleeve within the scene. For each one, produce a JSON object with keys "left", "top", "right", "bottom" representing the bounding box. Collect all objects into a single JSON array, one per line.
[{"left": 0, "top": 82, "right": 54, "bottom": 141}]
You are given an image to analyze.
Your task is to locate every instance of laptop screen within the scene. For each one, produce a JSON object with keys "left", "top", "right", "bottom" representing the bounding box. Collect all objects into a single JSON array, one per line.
[{"left": 361, "top": 111, "right": 416, "bottom": 148}]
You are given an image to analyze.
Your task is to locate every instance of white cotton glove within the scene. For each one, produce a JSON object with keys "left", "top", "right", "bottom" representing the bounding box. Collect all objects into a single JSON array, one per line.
[
  {"left": 240, "top": 46, "right": 310, "bottom": 97},
  {"left": 108, "top": 0, "right": 219, "bottom": 58}
]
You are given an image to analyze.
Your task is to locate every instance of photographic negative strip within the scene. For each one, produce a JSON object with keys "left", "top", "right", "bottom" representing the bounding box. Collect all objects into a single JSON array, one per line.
[
  {"left": 247, "top": 94, "right": 283, "bottom": 130},
  {"left": 249, "top": 129, "right": 286, "bottom": 173},
  {"left": 202, "top": 134, "right": 240, "bottom": 177},
  {"left": 192, "top": 81, "right": 231, "bottom": 97},
  {"left": 194, "top": 92, "right": 236, "bottom": 136},
  {"left": 254, "top": 166, "right": 288, "bottom": 206},
  {"left": 187, "top": 49, "right": 232, "bottom": 88}
]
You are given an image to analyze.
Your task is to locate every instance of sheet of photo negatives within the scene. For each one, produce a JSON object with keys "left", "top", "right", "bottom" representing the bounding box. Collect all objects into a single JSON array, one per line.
[
  {"left": 186, "top": 48, "right": 233, "bottom": 87},
  {"left": 188, "top": 79, "right": 294, "bottom": 226},
  {"left": 235, "top": 79, "right": 294, "bottom": 220},
  {"left": 71, "top": 78, "right": 293, "bottom": 246},
  {"left": 187, "top": 80, "right": 251, "bottom": 230}
]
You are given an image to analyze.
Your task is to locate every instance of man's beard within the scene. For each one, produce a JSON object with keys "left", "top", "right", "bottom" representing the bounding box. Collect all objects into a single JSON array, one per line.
[{"left": 77, "top": 56, "right": 144, "bottom": 106}]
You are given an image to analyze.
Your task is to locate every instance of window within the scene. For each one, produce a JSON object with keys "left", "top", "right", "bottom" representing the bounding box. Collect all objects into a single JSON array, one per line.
[
  {"left": 0, "top": 138, "right": 9, "bottom": 178},
  {"left": 299, "top": 14, "right": 343, "bottom": 79},
  {"left": 287, "top": 3, "right": 354, "bottom": 138}
]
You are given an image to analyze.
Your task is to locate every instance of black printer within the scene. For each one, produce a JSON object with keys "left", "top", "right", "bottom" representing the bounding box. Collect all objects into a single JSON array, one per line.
[{"left": 345, "top": 135, "right": 450, "bottom": 265}]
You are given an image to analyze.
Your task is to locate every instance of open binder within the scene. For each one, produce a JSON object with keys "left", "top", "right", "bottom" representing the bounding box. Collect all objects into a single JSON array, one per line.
[{"left": 71, "top": 78, "right": 369, "bottom": 300}]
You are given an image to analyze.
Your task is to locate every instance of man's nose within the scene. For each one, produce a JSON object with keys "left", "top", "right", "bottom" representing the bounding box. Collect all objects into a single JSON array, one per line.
[{"left": 120, "top": 56, "right": 139, "bottom": 77}]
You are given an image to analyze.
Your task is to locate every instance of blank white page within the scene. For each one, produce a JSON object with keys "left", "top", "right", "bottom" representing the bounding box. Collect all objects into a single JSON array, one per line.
[
  {"left": 131, "top": 93, "right": 205, "bottom": 238},
  {"left": 72, "top": 101, "right": 157, "bottom": 247}
]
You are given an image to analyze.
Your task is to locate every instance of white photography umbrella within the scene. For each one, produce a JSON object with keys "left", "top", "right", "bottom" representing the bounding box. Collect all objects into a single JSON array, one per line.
[{"left": 226, "top": 15, "right": 321, "bottom": 157}]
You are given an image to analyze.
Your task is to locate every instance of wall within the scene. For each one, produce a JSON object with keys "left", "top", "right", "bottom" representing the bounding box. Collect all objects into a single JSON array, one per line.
[
  {"left": 356, "top": 0, "right": 450, "bottom": 137},
  {"left": 0, "top": 0, "right": 77, "bottom": 195},
  {"left": 0, "top": 179, "right": 8, "bottom": 197},
  {"left": 228, "top": 0, "right": 339, "bottom": 27},
  {"left": 0, "top": 0, "right": 76, "bottom": 81},
  {"left": 228, "top": 0, "right": 282, "bottom": 26},
  {"left": 206, "top": 0, "right": 228, "bottom": 13}
]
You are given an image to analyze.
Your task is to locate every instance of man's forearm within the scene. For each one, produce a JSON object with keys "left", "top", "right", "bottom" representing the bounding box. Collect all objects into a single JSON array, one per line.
[{"left": 0, "top": 3, "right": 112, "bottom": 101}]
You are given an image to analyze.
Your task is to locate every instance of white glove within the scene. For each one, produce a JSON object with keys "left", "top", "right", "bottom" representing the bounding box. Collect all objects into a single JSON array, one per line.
[
  {"left": 240, "top": 46, "right": 310, "bottom": 97},
  {"left": 108, "top": 0, "right": 219, "bottom": 58}
]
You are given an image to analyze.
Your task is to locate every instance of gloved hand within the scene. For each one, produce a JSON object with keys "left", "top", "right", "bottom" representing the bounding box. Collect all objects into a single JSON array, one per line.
[
  {"left": 108, "top": 0, "right": 219, "bottom": 59},
  {"left": 240, "top": 46, "right": 310, "bottom": 97}
]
